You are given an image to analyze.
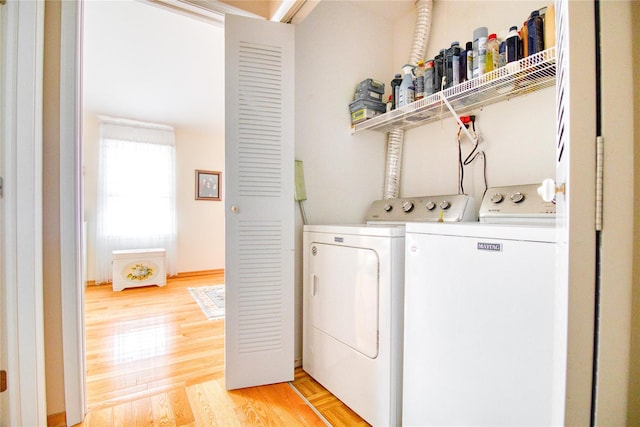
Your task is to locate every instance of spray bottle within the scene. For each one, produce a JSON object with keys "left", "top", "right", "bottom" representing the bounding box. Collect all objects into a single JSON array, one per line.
[{"left": 398, "top": 64, "right": 416, "bottom": 108}]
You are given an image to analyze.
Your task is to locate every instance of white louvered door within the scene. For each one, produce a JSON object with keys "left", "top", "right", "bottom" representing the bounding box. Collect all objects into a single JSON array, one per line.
[
  {"left": 554, "top": 1, "right": 597, "bottom": 423},
  {"left": 224, "top": 14, "right": 295, "bottom": 390}
]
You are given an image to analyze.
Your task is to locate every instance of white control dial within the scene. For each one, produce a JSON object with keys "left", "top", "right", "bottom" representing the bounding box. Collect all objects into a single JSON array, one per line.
[
  {"left": 425, "top": 201, "right": 436, "bottom": 210},
  {"left": 384, "top": 204, "right": 393, "bottom": 212},
  {"left": 510, "top": 192, "right": 525, "bottom": 203},
  {"left": 490, "top": 193, "right": 504, "bottom": 203},
  {"left": 402, "top": 201, "right": 414, "bottom": 212},
  {"left": 439, "top": 200, "right": 451, "bottom": 210}
]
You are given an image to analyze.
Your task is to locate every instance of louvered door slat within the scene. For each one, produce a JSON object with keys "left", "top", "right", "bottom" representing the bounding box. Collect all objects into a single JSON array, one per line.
[{"left": 225, "top": 14, "right": 295, "bottom": 390}]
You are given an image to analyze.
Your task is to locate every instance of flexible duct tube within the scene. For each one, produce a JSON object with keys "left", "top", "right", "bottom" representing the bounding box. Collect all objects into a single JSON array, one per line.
[
  {"left": 383, "top": 128, "right": 405, "bottom": 199},
  {"left": 408, "top": 0, "right": 433, "bottom": 68},
  {"left": 383, "top": 0, "right": 433, "bottom": 199}
]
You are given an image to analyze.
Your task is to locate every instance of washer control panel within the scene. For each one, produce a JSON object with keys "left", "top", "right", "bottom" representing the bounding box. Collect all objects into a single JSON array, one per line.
[
  {"left": 365, "top": 194, "right": 476, "bottom": 223},
  {"left": 479, "top": 183, "right": 556, "bottom": 224}
]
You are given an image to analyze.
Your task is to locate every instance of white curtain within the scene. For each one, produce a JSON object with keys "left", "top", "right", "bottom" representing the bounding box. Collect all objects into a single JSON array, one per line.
[{"left": 95, "top": 117, "right": 177, "bottom": 283}]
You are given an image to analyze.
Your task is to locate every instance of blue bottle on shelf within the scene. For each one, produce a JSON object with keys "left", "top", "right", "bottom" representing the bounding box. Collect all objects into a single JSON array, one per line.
[
  {"left": 527, "top": 10, "right": 544, "bottom": 55},
  {"left": 505, "top": 25, "right": 521, "bottom": 63}
]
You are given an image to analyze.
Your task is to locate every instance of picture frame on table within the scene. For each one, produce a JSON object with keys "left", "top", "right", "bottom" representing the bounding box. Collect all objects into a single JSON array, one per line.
[{"left": 195, "top": 170, "right": 221, "bottom": 201}]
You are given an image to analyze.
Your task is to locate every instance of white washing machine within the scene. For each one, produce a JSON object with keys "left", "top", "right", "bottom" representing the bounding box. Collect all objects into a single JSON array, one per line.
[
  {"left": 303, "top": 194, "right": 475, "bottom": 426},
  {"left": 403, "top": 184, "right": 564, "bottom": 426}
]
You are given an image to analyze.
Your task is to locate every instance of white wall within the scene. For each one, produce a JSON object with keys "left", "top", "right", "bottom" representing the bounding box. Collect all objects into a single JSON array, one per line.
[
  {"left": 175, "top": 127, "right": 225, "bottom": 273},
  {"left": 82, "top": 115, "right": 225, "bottom": 281},
  {"left": 297, "top": 1, "right": 555, "bottom": 226},
  {"left": 295, "top": 1, "right": 395, "bottom": 226},
  {"left": 396, "top": 1, "right": 555, "bottom": 211}
]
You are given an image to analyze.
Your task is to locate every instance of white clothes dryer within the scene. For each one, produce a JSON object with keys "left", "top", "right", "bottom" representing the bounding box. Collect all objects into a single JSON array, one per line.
[
  {"left": 303, "top": 194, "right": 475, "bottom": 426},
  {"left": 303, "top": 224, "right": 405, "bottom": 426}
]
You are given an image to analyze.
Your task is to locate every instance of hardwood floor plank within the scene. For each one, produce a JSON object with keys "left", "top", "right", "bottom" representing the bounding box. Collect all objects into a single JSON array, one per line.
[
  {"left": 112, "top": 402, "right": 133, "bottom": 427},
  {"left": 241, "top": 385, "right": 288, "bottom": 427},
  {"left": 132, "top": 397, "right": 153, "bottom": 427},
  {"left": 150, "top": 392, "right": 176, "bottom": 427},
  {"left": 84, "top": 406, "right": 112, "bottom": 427},
  {"left": 291, "top": 367, "right": 370, "bottom": 427},
  {"left": 167, "top": 388, "right": 195, "bottom": 426},
  {"left": 230, "top": 390, "right": 267, "bottom": 426},
  {"left": 185, "top": 383, "right": 224, "bottom": 427},
  {"left": 199, "top": 379, "right": 246, "bottom": 427},
  {"left": 74, "top": 273, "right": 367, "bottom": 427},
  {"left": 257, "top": 382, "right": 327, "bottom": 427}
]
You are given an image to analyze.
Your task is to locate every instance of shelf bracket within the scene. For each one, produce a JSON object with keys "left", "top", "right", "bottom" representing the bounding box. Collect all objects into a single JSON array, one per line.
[{"left": 439, "top": 92, "right": 477, "bottom": 143}]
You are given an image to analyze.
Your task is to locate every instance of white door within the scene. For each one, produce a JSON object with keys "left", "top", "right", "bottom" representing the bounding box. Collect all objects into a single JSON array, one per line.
[
  {"left": 554, "top": 1, "right": 597, "bottom": 423},
  {"left": 308, "top": 244, "right": 379, "bottom": 358},
  {"left": 0, "top": 1, "right": 47, "bottom": 425},
  {"left": 0, "top": 0, "right": 5, "bottom": 420},
  {"left": 224, "top": 14, "right": 295, "bottom": 390}
]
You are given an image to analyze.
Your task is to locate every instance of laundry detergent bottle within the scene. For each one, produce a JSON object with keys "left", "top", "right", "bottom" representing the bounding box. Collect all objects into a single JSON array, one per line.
[{"left": 398, "top": 64, "right": 416, "bottom": 108}]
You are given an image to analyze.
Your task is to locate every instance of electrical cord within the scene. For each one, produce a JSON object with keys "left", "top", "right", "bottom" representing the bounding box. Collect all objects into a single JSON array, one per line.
[{"left": 457, "top": 116, "right": 487, "bottom": 196}]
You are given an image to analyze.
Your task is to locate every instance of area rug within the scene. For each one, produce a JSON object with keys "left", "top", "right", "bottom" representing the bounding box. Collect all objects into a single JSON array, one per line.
[{"left": 188, "top": 284, "right": 225, "bottom": 320}]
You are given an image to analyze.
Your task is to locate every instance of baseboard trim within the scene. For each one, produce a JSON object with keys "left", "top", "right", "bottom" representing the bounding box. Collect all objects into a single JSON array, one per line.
[
  {"left": 86, "top": 269, "right": 224, "bottom": 286},
  {"left": 174, "top": 269, "right": 224, "bottom": 278},
  {"left": 47, "top": 411, "right": 67, "bottom": 427}
]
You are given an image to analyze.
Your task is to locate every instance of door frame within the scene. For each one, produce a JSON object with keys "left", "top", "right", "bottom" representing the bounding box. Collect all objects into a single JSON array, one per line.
[
  {"left": 55, "top": 0, "right": 636, "bottom": 424},
  {"left": 57, "top": 0, "right": 251, "bottom": 420},
  {"left": 58, "top": 1, "right": 86, "bottom": 424}
]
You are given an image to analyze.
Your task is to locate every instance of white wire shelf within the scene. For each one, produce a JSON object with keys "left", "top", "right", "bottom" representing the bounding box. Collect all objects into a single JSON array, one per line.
[{"left": 352, "top": 47, "right": 556, "bottom": 134}]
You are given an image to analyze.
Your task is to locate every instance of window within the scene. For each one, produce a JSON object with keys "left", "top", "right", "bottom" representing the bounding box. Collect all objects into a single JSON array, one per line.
[{"left": 95, "top": 117, "right": 177, "bottom": 283}]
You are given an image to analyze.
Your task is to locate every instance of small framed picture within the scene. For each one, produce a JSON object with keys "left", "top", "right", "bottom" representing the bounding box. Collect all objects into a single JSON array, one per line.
[{"left": 195, "top": 170, "right": 221, "bottom": 201}]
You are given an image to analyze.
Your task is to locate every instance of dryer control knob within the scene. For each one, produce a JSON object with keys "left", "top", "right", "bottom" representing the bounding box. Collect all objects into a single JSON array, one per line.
[
  {"left": 402, "top": 201, "right": 414, "bottom": 212},
  {"left": 490, "top": 193, "right": 504, "bottom": 204},
  {"left": 425, "top": 201, "right": 436, "bottom": 210},
  {"left": 439, "top": 200, "right": 451, "bottom": 210},
  {"left": 383, "top": 203, "right": 393, "bottom": 212},
  {"left": 510, "top": 192, "right": 525, "bottom": 203}
]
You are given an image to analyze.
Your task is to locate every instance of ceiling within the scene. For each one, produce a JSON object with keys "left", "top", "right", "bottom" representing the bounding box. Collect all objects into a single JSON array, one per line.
[
  {"left": 82, "top": 0, "right": 416, "bottom": 134},
  {"left": 82, "top": 0, "right": 225, "bottom": 133}
]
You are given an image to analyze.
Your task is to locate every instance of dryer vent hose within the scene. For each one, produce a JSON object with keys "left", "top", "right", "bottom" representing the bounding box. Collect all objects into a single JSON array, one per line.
[
  {"left": 383, "top": 128, "right": 405, "bottom": 200},
  {"left": 383, "top": 0, "right": 433, "bottom": 200}
]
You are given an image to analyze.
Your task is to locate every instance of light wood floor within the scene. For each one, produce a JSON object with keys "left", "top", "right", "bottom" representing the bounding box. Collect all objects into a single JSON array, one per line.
[{"left": 73, "top": 272, "right": 368, "bottom": 426}]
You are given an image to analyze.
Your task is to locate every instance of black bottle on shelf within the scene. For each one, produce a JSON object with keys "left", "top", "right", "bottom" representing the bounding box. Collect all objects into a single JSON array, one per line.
[
  {"left": 390, "top": 74, "right": 403, "bottom": 110},
  {"left": 434, "top": 50, "right": 445, "bottom": 92}
]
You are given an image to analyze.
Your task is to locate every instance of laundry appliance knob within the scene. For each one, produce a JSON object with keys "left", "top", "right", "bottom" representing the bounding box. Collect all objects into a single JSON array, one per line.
[
  {"left": 510, "top": 192, "right": 525, "bottom": 203},
  {"left": 402, "top": 201, "right": 414, "bottom": 212},
  {"left": 490, "top": 193, "right": 504, "bottom": 203}
]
